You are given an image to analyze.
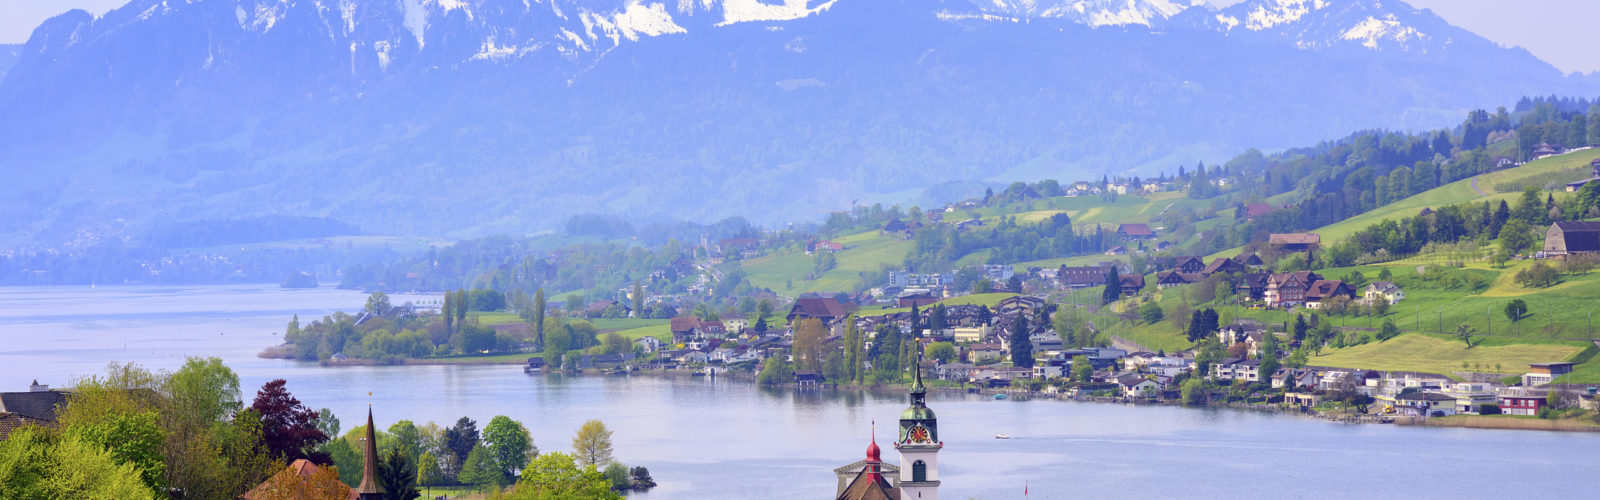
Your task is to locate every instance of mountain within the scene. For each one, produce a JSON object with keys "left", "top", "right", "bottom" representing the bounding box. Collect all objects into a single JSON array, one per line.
[
  {"left": 0, "top": 44, "right": 18, "bottom": 82},
  {"left": 0, "top": 0, "right": 1593, "bottom": 249}
]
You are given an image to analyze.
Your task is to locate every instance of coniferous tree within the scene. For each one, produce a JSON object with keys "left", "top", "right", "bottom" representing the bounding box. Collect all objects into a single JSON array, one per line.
[
  {"left": 1102, "top": 267, "right": 1122, "bottom": 305},
  {"left": 1009, "top": 316, "right": 1034, "bottom": 368}
]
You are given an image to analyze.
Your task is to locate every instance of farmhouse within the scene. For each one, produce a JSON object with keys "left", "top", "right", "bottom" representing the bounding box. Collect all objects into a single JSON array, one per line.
[
  {"left": 1268, "top": 233, "right": 1321, "bottom": 252},
  {"left": 1543, "top": 221, "right": 1600, "bottom": 259},
  {"left": 1173, "top": 256, "right": 1206, "bottom": 274},
  {"left": 1244, "top": 203, "right": 1273, "bottom": 220},
  {"left": 1117, "top": 223, "right": 1155, "bottom": 239},
  {"left": 1058, "top": 266, "right": 1109, "bottom": 288},
  {"left": 1362, "top": 281, "right": 1405, "bottom": 305},
  {"left": 788, "top": 297, "right": 846, "bottom": 324},
  {"left": 1263, "top": 271, "right": 1322, "bottom": 308},
  {"left": 1303, "top": 280, "right": 1355, "bottom": 309},
  {"left": 1201, "top": 258, "right": 1245, "bottom": 276}
]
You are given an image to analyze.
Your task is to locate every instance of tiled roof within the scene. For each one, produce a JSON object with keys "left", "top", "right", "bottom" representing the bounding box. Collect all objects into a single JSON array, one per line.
[{"left": 0, "top": 391, "right": 68, "bottom": 422}]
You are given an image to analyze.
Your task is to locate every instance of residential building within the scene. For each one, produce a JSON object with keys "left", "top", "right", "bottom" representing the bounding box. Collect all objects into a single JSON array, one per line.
[
  {"left": 968, "top": 343, "right": 1004, "bottom": 363},
  {"left": 1522, "top": 362, "right": 1575, "bottom": 387},
  {"left": 1117, "top": 374, "right": 1161, "bottom": 398},
  {"left": 1499, "top": 391, "right": 1545, "bottom": 416},
  {"left": 1392, "top": 392, "right": 1458, "bottom": 417},
  {"left": 951, "top": 326, "right": 991, "bottom": 343},
  {"left": 1263, "top": 271, "right": 1323, "bottom": 308},
  {"left": 1362, "top": 281, "right": 1405, "bottom": 305},
  {"left": 1173, "top": 256, "right": 1206, "bottom": 274},
  {"left": 1201, "top": 258, "right": 1245, "bottom": 276},
  {"left": 1058, "top": 266, "right": 1109, "bottom": 288},
  {"left": 788, "top": 297, "right": 846, "bottom": 324},
  {"left": 1303, "top": 280, "right": 1354, "bottom": 309}
]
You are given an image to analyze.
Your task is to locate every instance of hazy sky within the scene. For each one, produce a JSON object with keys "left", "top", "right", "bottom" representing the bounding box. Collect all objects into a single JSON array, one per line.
[{"left": 2, "top": 0, "right": 1597, "bottom": 74}]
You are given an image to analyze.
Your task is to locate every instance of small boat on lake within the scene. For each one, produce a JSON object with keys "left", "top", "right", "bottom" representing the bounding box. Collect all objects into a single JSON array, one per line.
[
  {"left": 994, "top": 434, "right": 1010, "bottom": 439},
  {"left": 993, "top": 393, "right": 1008, "bottom": 400}
]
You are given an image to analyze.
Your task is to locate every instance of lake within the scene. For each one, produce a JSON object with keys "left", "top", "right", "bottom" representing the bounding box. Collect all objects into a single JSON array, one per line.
[{"left": 3, "top": 284, "right": 1598, "bottom": 498}]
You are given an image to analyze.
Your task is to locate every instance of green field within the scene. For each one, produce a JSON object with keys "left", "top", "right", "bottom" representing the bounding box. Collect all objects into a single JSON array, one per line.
[
  {"left": 591, "top": 318, "right": 668, "bottom": 331},
  {"left": 743, "top": 230, "right": 912, "bottom": 294},
  {"left": 1310, "top": 333, "right": 1587, "bottom": 377},
  {"left": 1309, "top": 148, "right": 1600, "bottom": 245},
  {"left": 853, "top": 293, "right": 1019, "bottom": 318}
]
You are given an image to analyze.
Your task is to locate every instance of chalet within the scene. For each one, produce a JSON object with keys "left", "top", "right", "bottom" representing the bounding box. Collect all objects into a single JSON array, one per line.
[
  {"left": 787, "top": 297, "right": 846, "bottom": 324},
  {"left": 1268, "top": 233, "right": 1321, "bottom": 252},
  {"left": 1493, "top": 156, "right": 1516, "bottom": 170},
  {"left": 882, "top": 219, "right": 910, "bottom": 233},
  {"left": 1118, "top": 274, "right": 1145, "bottom": 297},
  {"left": 1235, "top": 273, "right": 1269, "bottom": 301},
  {"left": 897, "top": 293, "right": 939, "bottom": 309},
  {"left": 1522, "top": 362, "right": 1575, "bottom": 387},
  {"left": 1302, "top": 280, "right": 1355, "bottom": 309},
  {"left": 1117, "top": 224, "right": 1155, "bottom": 239},
  {"left": 1362, "top": 281, "right": 1405, "bottom": 305},
  {"left": 1155, "top": 271, "right": 1202, "bottom": 289},
  {"left": 1235, "top": 253, "right": 1265, "bottom": 269},
  {"left": 1201, "top": 258, "right": 1245, "bottom": 276},
  {"left": 670, "top": 317, "right": 701, "bottom": 344},
  {"left": 1543, "top": 221, "right": 1600, "bottom": 259},
  {"left": 1056, "top": 267, "right": 1107, "bottom": 286},
  {"left": 1531, "top": 142, "right": 1563, "bottom": 159},
  {"left": 1244, "top": 203, "right": 1273, "bottom": 220},
  {"left": 699, "top": 321, "right": 728, "bottom": 337},
  {"left": 1263, "top": 271, "right": 1323, "bottom": 308},
  {"left": 1173, "top": 256, "right": 1206, "bottom": 274}
]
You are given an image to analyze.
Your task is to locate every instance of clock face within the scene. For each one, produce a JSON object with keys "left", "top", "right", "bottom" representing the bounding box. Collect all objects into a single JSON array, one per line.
[{"left": 909, "top": 425, "right": 930, "bottom": 443}]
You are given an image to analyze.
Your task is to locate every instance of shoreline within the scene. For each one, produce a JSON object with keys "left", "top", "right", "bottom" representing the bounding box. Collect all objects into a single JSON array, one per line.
[{"left": 285, "top": 356, "right": 1600, "bottom": 433}]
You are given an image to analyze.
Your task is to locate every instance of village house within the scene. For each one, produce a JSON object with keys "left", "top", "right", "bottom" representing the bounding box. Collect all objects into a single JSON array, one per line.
[
  {"left": 787, "top": 297, "right": 846, "bottom": 324},
  {"left": 1235, "top": 253, "right": 1265, "bottom": 270},
  {"left": 1500, "top": 390, "right": 1545, "bottom": 416},
  {"left": 1530, "top": 142, "right": 1563, "bottom": 160},
  {"left": 1058, "top": 266, "right": 1109, "bottom": 288},
  {"left": 1543, "top": 221, "right": 1600, "bottom": 259},
  {"left": 1302, "top": 280, "right": 1355, "bottom": 309},
  {"left": 1117, "top": 223, "right": 1155, "bottom": 240},
  {"left": 720, "top": 313, "right": 749, "bottom": 333},
  {"left": 1201, "top": 258, "right": 1245, "bottom": 276},
  {"left": 951, "top": 326, "right": 991, "bottom": 343},
  {"left": 634, "top": 336, "right": 663, "bottom": 354},
  {"left": 1263, "top": 271, "right": 1323, "bottom": 308},
  {"left": 1235, "top": 273, "right": 1270, "bottom": 301},
  {"left": 1522, "top": 362, "right": 1575, "bottom": 387},
  {"left": 670, "top": 317, "right": 701, "bottom": 344},
  {"left": 1118, "top": 274, "right": 1145, "bottom": 297},
  {"left": 968, "top": 343, "right": 1005, "bottom": 363},
  {"left": 897, "top": 293, "right": 940, "bottom": 309},
  {"left": 1362, "top": 281, "right": 1405, "bottom": 305},
  {"left": 1390, "top": 392, "right": 1458, "bottom": 418},
  {"left": 1173, "top": 256, "right": 1206, "bottom": 274},
  {"left": 1117, "top": 374, "right": 1161, "bottom": 398},
  {"left": 1268, "top": 233, "right": 1321, "bottom": 252},
  {"left": 1156, "top": 271, "right": 1203, "bottom": 289},
  {"left": 1243, "top": 203, "right": 1273, "bottom": 220},
  {"left": 935, "top": 363, "right": 974, "bottom": 382}
]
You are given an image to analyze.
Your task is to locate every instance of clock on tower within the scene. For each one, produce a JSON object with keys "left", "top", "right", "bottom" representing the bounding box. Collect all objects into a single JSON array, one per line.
[{"left": 895, "top": 347, "right": 941, "bottom": 499}]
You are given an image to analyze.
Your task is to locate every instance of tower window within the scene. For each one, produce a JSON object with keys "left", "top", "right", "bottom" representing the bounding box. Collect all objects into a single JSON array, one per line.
[{"left": 912, "top": 460, "right": 926, "bottom": 482}]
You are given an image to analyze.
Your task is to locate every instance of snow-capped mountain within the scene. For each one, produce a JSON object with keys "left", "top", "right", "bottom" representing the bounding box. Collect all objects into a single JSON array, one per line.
[{"left": 0, "top": 0, "right": 1591, "bottom": 246}]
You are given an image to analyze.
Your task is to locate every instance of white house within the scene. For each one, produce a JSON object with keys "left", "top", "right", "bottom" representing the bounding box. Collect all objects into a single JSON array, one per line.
[
  {"left": 634, "top": 336, "right": 663, "bottom": 354},
  {"left": 1363, "top": 281, "right": 1405, "bottom": 305}
]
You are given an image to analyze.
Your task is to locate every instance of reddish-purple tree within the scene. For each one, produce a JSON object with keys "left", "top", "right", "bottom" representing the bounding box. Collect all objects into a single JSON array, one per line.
[{"left": 250, "top": 379, "right": 331, "bottom": 465}]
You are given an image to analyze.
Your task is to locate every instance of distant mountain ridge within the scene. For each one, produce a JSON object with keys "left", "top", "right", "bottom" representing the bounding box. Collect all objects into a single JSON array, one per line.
[{"left": 0, "top": 0, "right": 1593, "bottom": 249}]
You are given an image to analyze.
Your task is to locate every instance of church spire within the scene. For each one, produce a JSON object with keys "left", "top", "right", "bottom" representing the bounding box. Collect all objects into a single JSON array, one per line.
[
  {"left": 909, "top": 343, "right": 926, "bottom": 406},
  {"left": 355, "top": 406, "right": 384, "bottom": 499}
]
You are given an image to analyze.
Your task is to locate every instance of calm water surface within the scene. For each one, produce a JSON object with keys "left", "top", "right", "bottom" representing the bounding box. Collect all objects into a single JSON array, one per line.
[{"left": 2, "top": 284, "right": 1598, "bottom": 499}]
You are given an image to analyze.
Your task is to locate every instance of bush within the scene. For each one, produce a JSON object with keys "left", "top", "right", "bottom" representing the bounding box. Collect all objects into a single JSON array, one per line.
[
  {"left": 1478, "top": 404, "right": 1501, "bottom": 415},
  {"left": 1514, "top": 261, "right": 1562, "bottom": 288}
]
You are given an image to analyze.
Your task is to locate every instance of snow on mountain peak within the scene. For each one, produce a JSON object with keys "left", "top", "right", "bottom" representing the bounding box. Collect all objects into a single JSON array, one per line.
[
  {"left": 717, "top": 0, "right": 840, "bottom": 26},
  {"left": 1341, "top": 14, "right": 1424, "bottom": 49},
  {"left": 1239, "top": 0, "right": 1327, "bottom": 31}
]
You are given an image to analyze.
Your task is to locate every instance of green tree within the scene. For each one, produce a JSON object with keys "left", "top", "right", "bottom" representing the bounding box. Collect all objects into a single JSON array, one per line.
[
  {"left": 1071, "top": 355, "right": 1093, "bottom": 382},
  {"left": 1498, "top": 219, "right": 1534, "bottom": 257},
  {"left": 631, "top": 281, "right": 644, "bottom": 318},
  {"left": 322, "top": 436, "right": 362, "bottom": 486},
  {"left": 1181, "top": 378, "right": 1207, "bottom": 405},
  {"left": 417, "top": 452, "right": 443, "bottom": 486},
  {"left": 1102, "top": 267, "right": 1122, "bottom": 305},
  {"left": 63, "top": 410, "right": 168, "bottom": 492},
  {"left": 1008, "top": 315, "right": 1034, "bottom": 368},
  {"left": 533, "top": 289, "right": 548, "bottom": 348},
  {"left": 504, "top": 452, "right": 621, "bottom": 500},
  {"left": 1378, "top": 320, "right": 1401, "bottom": 342},
  {"left": 387, "top": 420, "right": 423, "bottom": 463},
  {"left": 1504, "top": 299, "right": 1529, "bottom": 323},
  {"left": 602, "top": 462, "right": 632, "bottom": 492},
  {"left": 0, "top": 427, "right": 157, "bottom": 499},
  {"left": 1455, "top": 323, "right": 1475, "bottom": 348},
  {"left": 482, "top": 416, "right": 536, "bottom": 484},
  {"left": 379, "top": 447, "right": 422, "bottom": 500},
  {"left": 572, "top": 420, "right": 614, "bottom": 468},
  {"left": 925, "top": 342, "right": 956, "bottom": 363},
  {"left": 365, "top": 292, "right": 392, "bottom": 316},
  {"left": 756, "top": 356, "right": 793, "bottom": 385},
  {"left": 1138, "top": 302, "right": 1164, "bottom": 324},
  {"left": 458, "top": 444, "right": 504, "bottom": 491}
]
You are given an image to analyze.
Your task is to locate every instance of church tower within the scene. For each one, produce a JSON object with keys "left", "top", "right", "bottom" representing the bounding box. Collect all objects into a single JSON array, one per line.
[
  {"left": 894, "top": 350, "right": 941, "bottom": 499},
  {"left": 355, "top": 407, "right": 385, "bottom": 500}
]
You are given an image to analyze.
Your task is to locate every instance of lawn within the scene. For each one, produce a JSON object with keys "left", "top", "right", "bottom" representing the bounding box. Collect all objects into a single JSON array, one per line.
[
  {"left": 610, "top": 323, "right": 673, "bottom": 343},
  {"left": 590, "top": 318, "right": 668, "bottom": 331},
  {"left": 471, "top": 312, "right": 523, "bottom": 325},
  {"left": 853, "top": 293, "right": 1019, "bottom": 318},
  {"left": 1309, "top": 333, "right": 1585, "bottom": 377},
  {"left": 743, "top": 230, "right": 912, "bottom": 294}
]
